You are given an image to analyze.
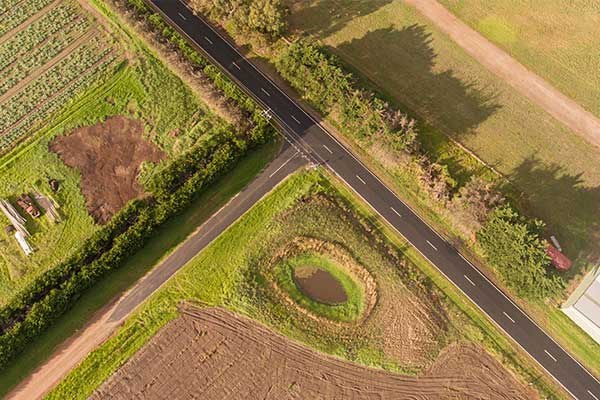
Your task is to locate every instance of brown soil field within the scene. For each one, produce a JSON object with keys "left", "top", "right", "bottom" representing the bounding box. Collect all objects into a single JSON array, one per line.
[
  {"left": 92, "top": 306, "right": 535, "bottom": 400},
  {"left": 292, "top": 265, "right": 348, "bottom": 304},
  {"left": 50, "top": 116, "right": 165, "bottom": 223}
]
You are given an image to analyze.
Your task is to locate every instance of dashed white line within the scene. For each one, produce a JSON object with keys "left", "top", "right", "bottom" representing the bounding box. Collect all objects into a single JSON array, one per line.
[
  {"left": 426, "top": 240, "right": 438, "bottom": 251},
  {"left": 323, "top": 144, "right": 333, "bottom": 154},
  {"left": 269, "top": 151, "right": 298, "bottom": 178},
  {"left": 261, "top": 88, "right": 270, "bottom": 97},
  {"left": 356, "top": 175, "right": 366, "bottom": 185},
  {"left": 503, "top": 311, "right": 516, "bottom": 324},
  {"left": 544, "top": 350, "right": 557, "bottom": 362},
  {"left": 204, "top": 36, "right": 213, "bottom": 45},
  {"left": 463, "top": 275, "right": 476, "bottom": 286},
  {"left": 291, "top": 115, "right": 301, "bottom": 124},
  {"left": 588, "top": 390, "right": 599, "bottom": 400},
  {"left": 232, "top": 61, "right": 241, "bottom": 70},
  {"left": 390, "top": 207, "right": 401, "bottom": 217},
  {"left": 178, "top": 12, "right": 186, "bottom": 20}
]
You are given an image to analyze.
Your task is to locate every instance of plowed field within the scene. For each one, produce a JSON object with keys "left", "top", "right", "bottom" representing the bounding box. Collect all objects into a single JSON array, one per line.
[
  {"left": 50, "top": 116, "right": 165, "bottom": 223},
  {"left": 92, "top": 306, "right": 535, "bottom": 400}
]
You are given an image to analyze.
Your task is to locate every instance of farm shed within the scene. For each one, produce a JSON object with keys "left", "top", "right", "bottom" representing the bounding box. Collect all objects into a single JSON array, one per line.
[{"left": 563, "top": 268, "right": 600, "bottom": 345}]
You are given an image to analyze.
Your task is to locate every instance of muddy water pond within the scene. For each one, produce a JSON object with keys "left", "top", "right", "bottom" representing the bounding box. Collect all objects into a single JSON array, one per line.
[{"left": 292, "top": 265, "right": 348, "bottom": 304}]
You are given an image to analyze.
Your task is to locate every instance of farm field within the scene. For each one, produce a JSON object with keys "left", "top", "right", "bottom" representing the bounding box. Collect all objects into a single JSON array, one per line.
[
  {"left": 436, "top": 0, "right": 600, "bottom": 120},
  {"left": 286, "top": 0, "right": 600, "bottom": 278},
  {"left": 50, "top": 171, "right": 561, "bottom": 399},
  {"left": 92, "top": 306, "right": 533, "bottom": 400},
  {"left": 0, "top": 0, "right": 237, "bottom": 304}
]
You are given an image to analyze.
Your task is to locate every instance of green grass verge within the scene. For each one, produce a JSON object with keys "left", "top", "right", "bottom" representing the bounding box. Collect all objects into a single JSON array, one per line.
[
  {"left": 0, "top": 139, "right": 279, "bottom": 398},
  {"left": 0, "top": 0, "right": 231, "bottom": 302},
  {"left": 275, "top": 253, "right": 364, "bottom": 322},
  {"left": 49, "top": 169, "right": 563, "bottom": 399},
  {"left": 437, "top": 0, "right": 600, "bottom": 120},
  {"left": 287, "top": 0, "right": 600, "bottom": 274}
]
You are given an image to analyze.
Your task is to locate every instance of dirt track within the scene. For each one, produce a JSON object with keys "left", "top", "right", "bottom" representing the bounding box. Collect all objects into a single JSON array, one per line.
[
  {"left": 92, "top": 307, "right": 534, "bottom": 400},
  {"left": 403, "top": 0, "right": 600, "bottom": 149},
  {"left": 50, "top": 116, "right": 165, "bottom": 223}
]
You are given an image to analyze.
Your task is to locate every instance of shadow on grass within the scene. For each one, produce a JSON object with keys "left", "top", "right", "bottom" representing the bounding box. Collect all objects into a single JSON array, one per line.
[
  {"left": 0, "top": 140, "right": 280, "bottom": 397},
  {"left": 288, "top": 0, "right": 394, "bottom": 39},
  {"left": 508, "top": 156, "right": 600, "bottom": 277},
  {"left": 336, "top": 25, "right": 500, "bottom": 140}
]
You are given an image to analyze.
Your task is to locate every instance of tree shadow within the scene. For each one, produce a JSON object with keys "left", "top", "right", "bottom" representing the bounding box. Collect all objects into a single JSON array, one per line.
[
  {"left": 288, "top": 0, "right": 394, "bottom": 39},
  {"left": 508, "top": 156, "right": 600, "bottom": 276},
  {"left": 335, "top": 25, "right": 501, "bottom": 138}
]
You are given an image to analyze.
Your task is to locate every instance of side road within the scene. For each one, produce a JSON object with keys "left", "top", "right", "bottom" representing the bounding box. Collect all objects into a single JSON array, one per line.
[
  {"left": 6, "top": 144, "right": 307, "bottom": 400},
  {"left": 403, "top": 0, "right": 600, "bottom": 149}
]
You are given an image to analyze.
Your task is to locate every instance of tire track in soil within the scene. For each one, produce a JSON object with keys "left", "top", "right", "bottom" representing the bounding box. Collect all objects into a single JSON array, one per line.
[{"left": 91, "top": 306, "right": 536, "bottom": 400}]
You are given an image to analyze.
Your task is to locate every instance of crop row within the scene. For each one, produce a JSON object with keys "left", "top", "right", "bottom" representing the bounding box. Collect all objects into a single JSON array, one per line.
[
  {"left": 0, "top": 20, "right": 91, "bottom": 96},
  {"left": 0, "top": 38, "right": 112, "bottom": 130},
  {"left": 0, "top": 53, "right": 117, "bottom": 151},
  {"left": 0, "top": 0, "right": 24, "bottom": 16},
  {"left": 0, "top": 2, "right": 85, "bottom": 71},
  {"left": 0, "top": 0, "right": 56, "bottom": 37}
]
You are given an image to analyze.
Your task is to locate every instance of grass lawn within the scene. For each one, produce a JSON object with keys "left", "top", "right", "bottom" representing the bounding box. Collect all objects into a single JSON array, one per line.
[
  {"left": 0, "top": 0, "right": 233, "bottom": 303},
  {"left": 0, "top": 139, "right": 279, "bottom": 398},
  {"left": 287, "top": 0, "right": 600, "bottom": 275},
  {"left": 437, "top": 0, "right": 600, "bottom": 120},
  {"left": 48, "top": 169, "right": 564, "bottom": 399}
]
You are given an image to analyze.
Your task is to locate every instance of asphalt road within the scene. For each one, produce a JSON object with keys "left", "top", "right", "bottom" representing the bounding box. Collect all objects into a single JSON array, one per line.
[
  {"left": 8, "top": 144, "right": 306, "bottom": 400},
  {"left": 148, "top": 1, "right": 600, "bottom": 398}
]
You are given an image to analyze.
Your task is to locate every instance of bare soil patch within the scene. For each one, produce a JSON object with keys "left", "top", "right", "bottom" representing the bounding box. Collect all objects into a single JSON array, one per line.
[
  {"left": 92, "top": 306, "right": 535, "bottom": 400},
  {"left": 292, "top": 265, "right": 348, "bottom": 304},
  {"left": 50, "top": 116, "right": 165, "bottom": 223}
]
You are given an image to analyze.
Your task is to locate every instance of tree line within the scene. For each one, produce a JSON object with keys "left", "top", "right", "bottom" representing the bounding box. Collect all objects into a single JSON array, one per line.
[{"left": 0, "top": 0, "right": 275, "bottom": 371}]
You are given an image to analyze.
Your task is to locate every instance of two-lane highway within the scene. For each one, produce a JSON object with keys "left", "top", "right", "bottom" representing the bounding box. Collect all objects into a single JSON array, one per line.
[{"left": 149, "top": 1, "right": 600, "bottom": 398}]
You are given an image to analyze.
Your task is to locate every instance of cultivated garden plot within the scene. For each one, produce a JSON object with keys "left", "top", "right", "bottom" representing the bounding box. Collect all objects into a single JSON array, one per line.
[
  {"left": 0, "top": 0, "right": 119, "bottom": 152},
  {"left": 0, "top": 0, "right": 238, "bottom": 304}
]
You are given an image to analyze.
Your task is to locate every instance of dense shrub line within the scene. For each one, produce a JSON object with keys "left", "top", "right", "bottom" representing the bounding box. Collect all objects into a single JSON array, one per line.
[
  {"left": 275, "top": 40, "right": 418, "bottom": 152},
  {"left": 183, "top": 2, "right": 564, "bottom": 301},
  {"left": 0, "top": 0, "right": 276, "bottom": 370}
]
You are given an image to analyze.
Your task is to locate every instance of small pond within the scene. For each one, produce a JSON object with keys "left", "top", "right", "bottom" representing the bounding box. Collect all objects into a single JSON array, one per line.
[{"left": 292, "top": 265, "right": 348, "bottom": 305}]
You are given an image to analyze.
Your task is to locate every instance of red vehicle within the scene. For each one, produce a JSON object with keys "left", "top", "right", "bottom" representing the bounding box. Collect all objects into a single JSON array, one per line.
[{"left": 546, "top": 244, "right": 572, "bottom": 271}]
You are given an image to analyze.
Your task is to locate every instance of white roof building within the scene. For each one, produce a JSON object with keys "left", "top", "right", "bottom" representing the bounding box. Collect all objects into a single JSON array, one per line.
[{"left": 563, "top": 268, "right": 600, "bottom": 344}]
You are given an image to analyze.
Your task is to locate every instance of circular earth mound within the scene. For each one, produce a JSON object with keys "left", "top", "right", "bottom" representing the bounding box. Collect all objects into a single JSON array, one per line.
[{"left": 292, "top": 265, "right": 348, "bottom": 305}]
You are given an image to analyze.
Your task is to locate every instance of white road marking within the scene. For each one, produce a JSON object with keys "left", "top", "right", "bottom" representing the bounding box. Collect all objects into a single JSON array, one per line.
[
  {"left": 463, "top": 275, "right": 476, "bottom": 286},
  {"left": 165, "top": 4, "right": 600, "bottom": 395},
  {"left": 269, "top": 152, "right": 298, "bottom": 178},
  {"left": 390, "top": 207, "right": 401, "bottom": 217},
  {"left": 323, "top": 144, "right": 333, "bottom": 154},
  {"left": 426, "top": 240, "right": 438, "bottom": 251},
  {"left": 178, "top": 12, "right": 187, "bottom": 20},
  {"left": 356, "top": 175, "right": 366, "bottom": 184},
  {"left": 544, "top": 350, "right": 557, "bottom": 362},
  {"left": 588, "top": 390, "right": 599, "bottom": 400},
  {"left": 204, "top": 36, "right": 213, "bottom": 45},
  {"left": 291, "top": 115, "right": 301, "bottom": 124},
  {"left": 261, "top": 88, "right": 270, "bottom": 97},
  {"left": 232, "top": 61, "right": 241, "bottom": 70},
  {"left": 503, "top": 311, "right": 515, "bottom": 323}
]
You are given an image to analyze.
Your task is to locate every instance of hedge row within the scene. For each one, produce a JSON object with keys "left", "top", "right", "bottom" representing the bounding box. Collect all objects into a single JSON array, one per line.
[
  {"left": 275, "top": 39, "right": 417, "bottom": 151},
  {"left": 0, "top": 0, "right": 276, "bottom": 370}
]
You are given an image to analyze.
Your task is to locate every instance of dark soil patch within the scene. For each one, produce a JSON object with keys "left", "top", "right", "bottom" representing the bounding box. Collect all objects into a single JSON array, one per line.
[
  {"left": 50, "top": 116, "right": 165, "bottom": 224},
  {"left": 292, "top": 265, "right": 348, "bottom": 305}
]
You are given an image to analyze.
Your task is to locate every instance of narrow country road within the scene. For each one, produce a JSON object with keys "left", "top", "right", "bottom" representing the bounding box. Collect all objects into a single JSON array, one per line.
[
  {"left": 403, "top": 0, "right": 600, "bottom": 149},
  {"left": 6, "top": 145, "right": 307, "bottom": 400},
  {"left": 9, "top": 1, "right": 600, "bottom": 399}
]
